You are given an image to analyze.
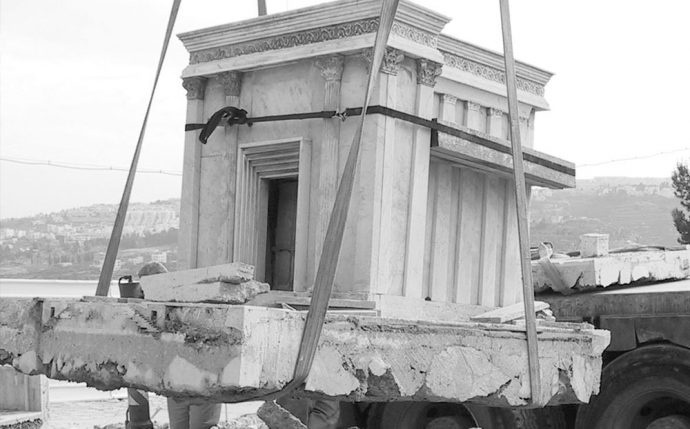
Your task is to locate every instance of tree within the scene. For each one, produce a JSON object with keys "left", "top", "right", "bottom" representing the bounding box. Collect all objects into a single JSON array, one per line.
[{"left": 671, "top": 163, "right": 690, "bottom": 244}]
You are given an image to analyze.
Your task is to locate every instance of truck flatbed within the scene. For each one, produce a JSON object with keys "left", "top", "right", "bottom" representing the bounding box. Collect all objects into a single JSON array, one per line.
[{"left": 541, "top": 279, "right": 690, "bottom": 352}]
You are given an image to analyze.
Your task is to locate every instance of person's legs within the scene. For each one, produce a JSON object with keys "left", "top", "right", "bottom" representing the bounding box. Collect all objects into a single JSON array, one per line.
[
  {"left": 307, "top": 399, "right": 340, "bottom": 429},
  {"left": 188, "top": 402, "right": 222, "bottom": 429},
  {"left": 167, "top": 397, "right": 191, "bottom": 429}
]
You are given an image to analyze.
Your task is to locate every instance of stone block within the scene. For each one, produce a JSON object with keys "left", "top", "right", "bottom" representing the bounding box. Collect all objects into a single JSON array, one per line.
[
  {"left": 143, "top": 280, "right": 269, "bottom": 304},
  {"left": 138, "top": 263, "right": 254, "bottom": 294},
  {"left": 579, "top": 234, "right": 609, "bottom": 258}
]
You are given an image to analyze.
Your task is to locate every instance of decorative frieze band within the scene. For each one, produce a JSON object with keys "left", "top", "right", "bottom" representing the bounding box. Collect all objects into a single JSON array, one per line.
[
  {"left": 391, "top": 21, "right": 438, "bottom": 48},
  {"left": 190, "top": 18, "right": 379, "bottom": 65},
  {"left": 217, "top": 71, "right": 242, "bottom": 97},
  {"left": 315, "top": 55, "right": 345, "bottom": 81},
  {"left": 182, "top": 77, "right": 207, "bottom": 100},
  {"left": 416, "top": 59, "right": 443, "bottom": 87},
  {"left": 184, "top": 17, "right": 545, "bottom": 98},
  {"left": 188, "top": 18, "right": 440, "bottom": 66},
  {"left": 442, "top": 52, "right": 545, "bottom": 97}
]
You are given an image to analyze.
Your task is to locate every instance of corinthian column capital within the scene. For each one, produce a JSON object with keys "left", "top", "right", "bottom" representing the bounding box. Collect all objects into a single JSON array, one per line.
[
  {"left": 315, "top": 55, "right": 345, "bottom": 82},
  {"left": 416, "top": 59, "right": 442, "bottom": 87},
  {"left": 217, "top": 71, "right": 242, "bottom": 97},
  {"left": 182, "top": 77, "right": 207, "bottom": 100}
]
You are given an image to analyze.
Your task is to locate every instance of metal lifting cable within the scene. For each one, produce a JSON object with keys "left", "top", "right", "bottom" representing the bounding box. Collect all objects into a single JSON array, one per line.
[
  {"left": 95, "top": 0, "right": 182, "bottom": 297},
  {"left": 499, "top": 0, "right": 543, "bottom": 405}
]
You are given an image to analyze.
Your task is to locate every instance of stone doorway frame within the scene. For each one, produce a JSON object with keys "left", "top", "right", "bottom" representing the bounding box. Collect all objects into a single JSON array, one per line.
[{"left": 233, "top": 137, "right": 312, "bottom": 289}]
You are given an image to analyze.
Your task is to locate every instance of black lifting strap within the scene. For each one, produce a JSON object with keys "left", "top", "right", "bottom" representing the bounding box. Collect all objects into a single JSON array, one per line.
[
  {"left": 185, "top": 105, "right": 575, "bottom": 177},
  {"left": 196, "top": 107, "right": 248, "bottom": 144}
]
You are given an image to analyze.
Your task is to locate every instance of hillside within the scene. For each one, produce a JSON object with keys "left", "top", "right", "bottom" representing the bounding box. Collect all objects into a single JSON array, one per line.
[
  {"left": 0, "top": 178, "right": 684, "bottom": 278},
  {"left": 0, "top": 199, "right": 180, "bottom": 279},
  {"left": 531, "top": 177, "right": 680, "bottom": 251}
]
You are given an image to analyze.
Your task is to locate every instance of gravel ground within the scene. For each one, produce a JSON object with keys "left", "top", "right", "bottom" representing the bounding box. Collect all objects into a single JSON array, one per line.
[{"left": 43, "top": 397, "right": 262, "bottom": 429}]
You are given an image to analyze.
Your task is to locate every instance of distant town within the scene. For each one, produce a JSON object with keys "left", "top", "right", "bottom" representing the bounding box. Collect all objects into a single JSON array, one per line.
[
  {"left": 0, "top": 199, "right": 179, "bottom": 279},
  {"left": 0, "top": 177, "right": 683, "bottom": 279}
]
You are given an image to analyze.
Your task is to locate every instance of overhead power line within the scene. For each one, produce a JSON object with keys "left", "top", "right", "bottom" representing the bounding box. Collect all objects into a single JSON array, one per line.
[
  {"left": 578, "top": 147, "right": 690, "bottom": 168},
  {"left": 0, "top": 156, "right": 182, "bottom": 176}
]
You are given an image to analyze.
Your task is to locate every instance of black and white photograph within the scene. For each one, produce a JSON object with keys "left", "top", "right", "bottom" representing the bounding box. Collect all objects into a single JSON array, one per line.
[{"left": 1, "top": 1, "right": 689, "bottom": 428}]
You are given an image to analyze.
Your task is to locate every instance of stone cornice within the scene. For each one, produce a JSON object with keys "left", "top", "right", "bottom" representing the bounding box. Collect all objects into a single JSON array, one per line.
[
  {"left": 179, "top": 0, "right": 449, "bottom": 53},
  {"left": 438, "top": 34, "right": 553, "bottom": 86},
  {"left": 442, "top": 51, "right": 545, "bottom": 97},
  {"left": 179, "top": 0, "right": 552, "bottom": 105},
  {"left": 189, "top": 18, "right": 379, "bottom": 65}
]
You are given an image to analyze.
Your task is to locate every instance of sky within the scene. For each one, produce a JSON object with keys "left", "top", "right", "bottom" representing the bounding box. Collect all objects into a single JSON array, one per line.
[{"left": 1, "top": 0, "right": 689, "bottom": 219}]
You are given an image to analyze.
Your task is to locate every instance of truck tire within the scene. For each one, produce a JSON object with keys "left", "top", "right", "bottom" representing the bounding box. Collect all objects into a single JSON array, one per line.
[
  {"left": 575, "top": 343, "right": 690, "bottom": 429},
  {"left": 366, "top": 401, "right": 566, "bottom": 429}
]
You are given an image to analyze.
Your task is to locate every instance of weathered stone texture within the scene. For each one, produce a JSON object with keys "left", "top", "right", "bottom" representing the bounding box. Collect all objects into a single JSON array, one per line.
[
  {"left": 0, "top": 298, "right": 608, "bottom": 408},
  {"left": 143, "top": 280, "right": 269, "bottom": 304},
  {"left": 533, "top": 249, "right": 690, "bottom": 294}
]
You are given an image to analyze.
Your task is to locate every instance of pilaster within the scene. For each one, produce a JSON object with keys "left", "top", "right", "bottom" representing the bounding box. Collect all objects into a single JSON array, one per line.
[
  {"left": 488, "top": 107, "right": 505, "bottom": 138},
  {"left": 439, "top": 94, "right": 458, "bottom": 124},
  {"left": 179, "top": 77, "right": 207, "bottom": 269},
  {"left": 367, "top": 49, "right": 402, "bottom": 295},
  {"left": 403, "top": 59, "right": 440, "bottom": 298},
  {"left": 313, "top": 55, "right": 344, "bottom": 290},
  {"left": 218, "top": 71, "right": 243, "bottom": 264},
  {"left": 466, "top": 101, "right": 484, "bottom": 131}
]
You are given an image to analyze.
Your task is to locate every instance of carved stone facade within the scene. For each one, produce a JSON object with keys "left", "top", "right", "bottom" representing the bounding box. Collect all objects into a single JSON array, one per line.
[
  {"left": 182, "top": 77, "right": 206, "bottom": 100},
  {"left": 489, "top": 107, "right": 505, "bottom": 117},
  {"left": 217, "top": 71, "right": 242, "bottom": 97},
  {"left": 416, "top": 59, "right": 443, "bottom": 87},
  {"left": 315, "top": 55, "right": 345, "bottom": 82},
  {"left": 442, "top": 52, "right": 545, "bottom": 97},
  {"left": 361, "top": 47, "right": 404, "bottom": 75},
  {"left": 442, "top": 94, "right": 458, "bottom": 105},
  {"left": 391, "top": 21, "right": 437, "bottom": 48},
  {"left": 190, "top": 18, "right": 379, "bottom": 65},
  {"left": 467, "top": 101, "right": 482, "bottom": 112}
]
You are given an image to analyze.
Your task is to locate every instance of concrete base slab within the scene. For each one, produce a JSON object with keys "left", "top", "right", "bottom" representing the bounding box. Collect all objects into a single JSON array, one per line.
[{"left": 0, "top": 298, "right": 608, "bottom": 408}]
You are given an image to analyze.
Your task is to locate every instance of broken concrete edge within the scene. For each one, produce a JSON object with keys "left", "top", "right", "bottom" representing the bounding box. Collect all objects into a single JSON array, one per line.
[
  {"left": 0, "top": 417, "right": 43, "bottom": 429},
  {"left": 0, "top": 298, "right": 609, "bottom": 408},
  {"left": 532, "top": 249, "right": 690, "bottom": 294},
  {"left": 470, "top": 301, "right": 550, "bottom": 323},
  {"left": 0, "top": 412, "right": 43, "bottom": 428}
]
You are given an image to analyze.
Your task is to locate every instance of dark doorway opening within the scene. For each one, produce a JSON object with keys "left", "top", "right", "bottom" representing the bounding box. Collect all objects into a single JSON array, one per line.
[{"left": 264, "top": 178, "right": 298, "bottom": 291}]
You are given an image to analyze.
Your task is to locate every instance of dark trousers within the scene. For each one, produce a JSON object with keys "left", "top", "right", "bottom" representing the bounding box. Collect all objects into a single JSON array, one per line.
[{"left": 167, "top": 398, "right": 222, "bottom": 429}]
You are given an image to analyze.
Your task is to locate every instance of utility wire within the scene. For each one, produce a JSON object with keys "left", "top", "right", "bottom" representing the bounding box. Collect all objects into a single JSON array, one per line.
[
  {"left": 5, "top": 144, "right": 690, "bottom": 175},
  {"left": 0, "top": 156, "right": 182, "bottom": 176},
  {"left": 578, "top": 147, "right": 690, "bottom": 168}
]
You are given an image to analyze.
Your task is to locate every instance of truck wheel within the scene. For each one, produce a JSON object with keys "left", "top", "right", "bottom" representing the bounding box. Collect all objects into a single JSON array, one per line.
[
  {"left": 366, "top": 401, "right": 566, "bottom": 429},
  {"left": 575, "top": 344, "right": 690, "bottom": 429}
]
